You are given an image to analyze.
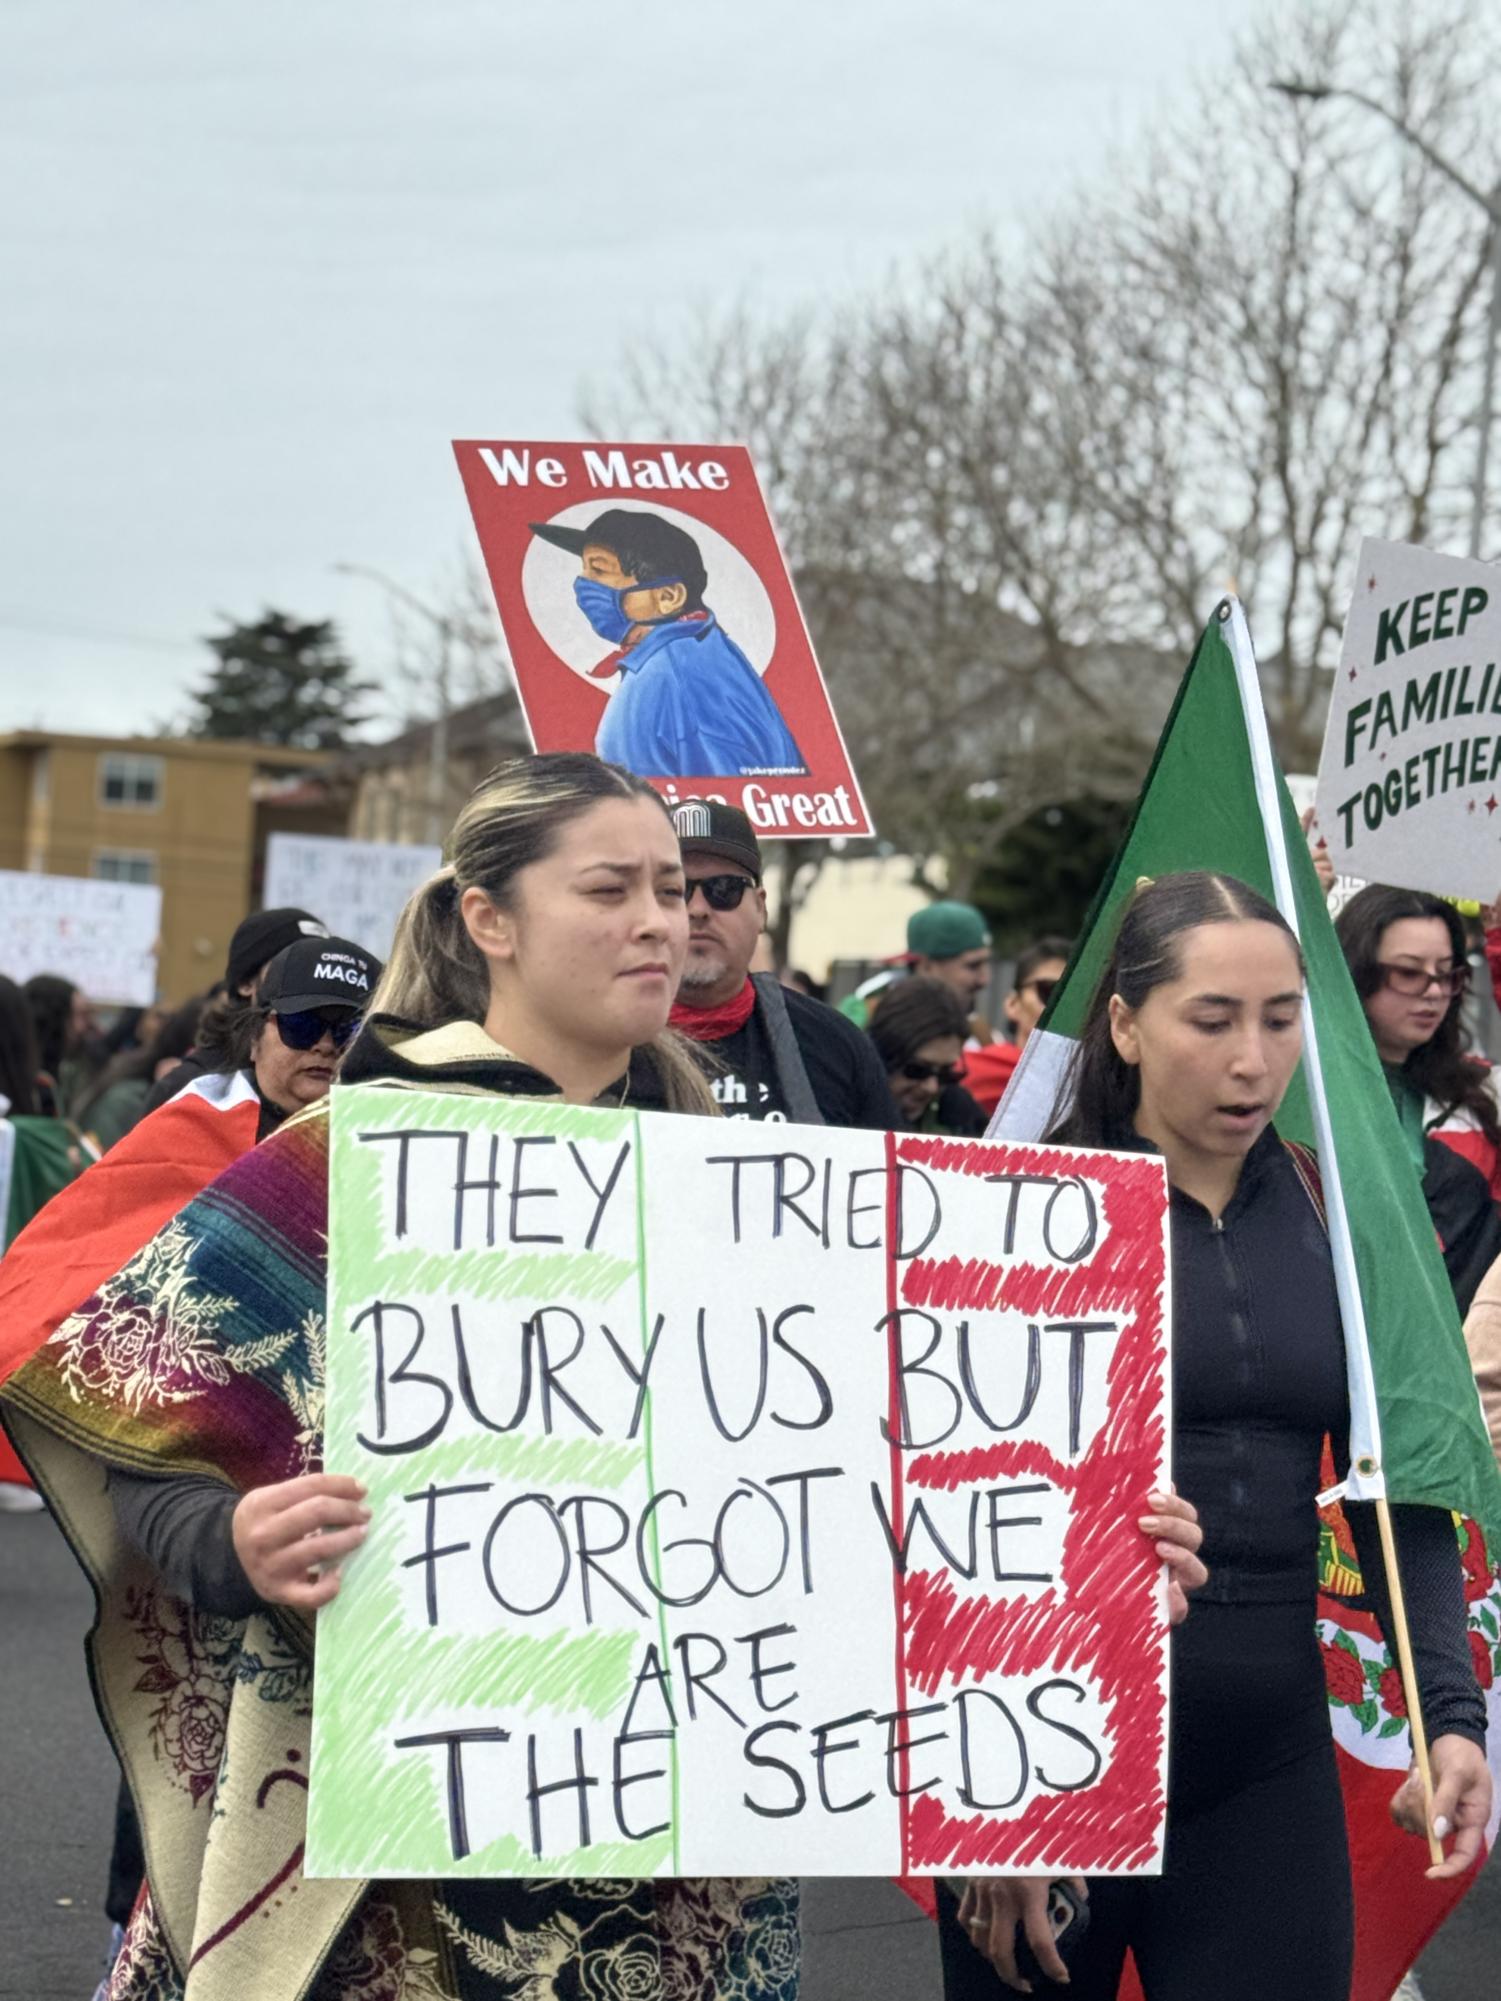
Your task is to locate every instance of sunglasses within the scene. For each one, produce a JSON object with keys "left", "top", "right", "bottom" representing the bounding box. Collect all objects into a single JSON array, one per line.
[
  {"left": 1024, "top": 977, "right": 1059, "bottom": 1005},
  {"left": 274, "top": 1008, "right": 361, "bottom": 1052},
  {"left": 685, "top": 874, "right": 754, "bottom": 911},
  {"left": 1375, "top": 962, "right": 1469, "bottom": 999},
  {"left": 899, "top": 1059, "right": 959, "bottom": 1086}
]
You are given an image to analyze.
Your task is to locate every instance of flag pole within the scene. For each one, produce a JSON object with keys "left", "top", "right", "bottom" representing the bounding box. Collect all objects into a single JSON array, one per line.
[
  {"left": 1375, "top": 1497, "right": 1446, "bottom": 1866},
  {"left": 1222, "top": 599, "right": 1445, "bottom": 1868}
]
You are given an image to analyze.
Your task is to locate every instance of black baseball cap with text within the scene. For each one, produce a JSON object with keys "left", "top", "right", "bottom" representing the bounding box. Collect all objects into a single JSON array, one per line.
[
  {"left": 257, "top": 937, "right": 382, "bottom": 1014},
  {"left": 669, "top": 799, "right": 762, "bottom": 881}
]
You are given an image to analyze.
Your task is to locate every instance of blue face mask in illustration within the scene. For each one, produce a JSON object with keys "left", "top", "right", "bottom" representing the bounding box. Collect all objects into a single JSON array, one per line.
[{"left": 573, "top": 575, "right": 682, "bottom": 644}]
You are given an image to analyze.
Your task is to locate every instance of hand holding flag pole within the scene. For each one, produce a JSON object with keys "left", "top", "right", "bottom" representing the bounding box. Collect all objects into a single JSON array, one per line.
[{"left": 1373, "top": 1501, "right": 1444, "bottom": 1867}]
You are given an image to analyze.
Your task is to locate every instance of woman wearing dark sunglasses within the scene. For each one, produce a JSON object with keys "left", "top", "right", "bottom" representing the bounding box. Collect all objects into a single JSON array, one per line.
[
  {"left": 1336, "top": 884, "right": 1501, "bottom": 1313},
  {"left": 867, "top": 975, "right": 987, "bottom": 1134},
  {"left": 216, "top": 934, "right": 382, "bottom": 1138}
]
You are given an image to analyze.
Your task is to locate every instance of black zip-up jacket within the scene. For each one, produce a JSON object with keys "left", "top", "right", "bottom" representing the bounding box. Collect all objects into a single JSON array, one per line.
[{"left": 1162, "top": 1124, "right": 1484, "bottom": 1747}]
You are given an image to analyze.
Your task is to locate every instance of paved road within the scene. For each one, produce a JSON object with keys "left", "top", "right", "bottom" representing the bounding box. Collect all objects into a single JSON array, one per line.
[{"left": 2, "top": 1507, "right": 1493, "bottom": 2000}]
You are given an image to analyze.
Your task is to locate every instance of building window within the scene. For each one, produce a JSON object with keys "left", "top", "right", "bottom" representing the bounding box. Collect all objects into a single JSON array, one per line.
[
  {"left": 99, "top": 752, "right": 164, "bottom": 809},
  {"left": 94, "top": 851, "right": 156, "bottom": 885}
]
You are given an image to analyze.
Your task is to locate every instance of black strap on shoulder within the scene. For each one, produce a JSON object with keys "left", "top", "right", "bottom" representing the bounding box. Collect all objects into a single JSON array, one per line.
[{"left": 750, "top": 973, "right": 824, "bottom": 1126}]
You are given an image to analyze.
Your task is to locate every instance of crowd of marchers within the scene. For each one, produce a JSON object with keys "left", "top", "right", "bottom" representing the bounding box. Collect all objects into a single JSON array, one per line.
[{"left": 3, "top": 759, "right": 1501, "bottom": 2001}]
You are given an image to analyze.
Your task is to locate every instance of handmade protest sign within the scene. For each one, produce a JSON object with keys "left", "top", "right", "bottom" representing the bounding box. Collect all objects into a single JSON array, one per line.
[
  {"left": 306, "top": 1091, "right": 1169, "bottom": 1880},
  {"left": 0, "top": 868, "right": 160, "bottom": 1004},
  {"left": 452, "top": 439, "right": 873, "bottom": 838},
  {"left": 264, "top": 834, "right": 441, "bottom": 959},
  {"left": 1315, "top": 536, "right": 1501, "bottom": 900}
]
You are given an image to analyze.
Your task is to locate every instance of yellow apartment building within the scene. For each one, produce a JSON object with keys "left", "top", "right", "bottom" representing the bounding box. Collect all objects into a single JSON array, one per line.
[{"left": 0, "top": 731, "right": 341, "bottom": 1002}]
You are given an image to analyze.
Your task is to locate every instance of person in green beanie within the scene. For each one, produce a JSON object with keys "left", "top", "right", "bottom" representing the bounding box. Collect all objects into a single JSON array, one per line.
[{"left": 839, "top": 899, "right": 994, "bottom": 1035}]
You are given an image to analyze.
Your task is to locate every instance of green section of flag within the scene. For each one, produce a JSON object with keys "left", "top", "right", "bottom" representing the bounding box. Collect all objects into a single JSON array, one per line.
[{"left": 1026, "top": 606, "right": 1501, "bottom": 1549}]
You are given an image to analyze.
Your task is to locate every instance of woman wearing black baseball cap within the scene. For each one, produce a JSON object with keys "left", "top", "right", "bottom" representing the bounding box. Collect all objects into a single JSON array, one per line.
[
  {"left": 140, "top": 906, "right": 333, "bottom": 1114},
  {"left": 224, "top": 934, "right": 383, "bottom": 1137}
]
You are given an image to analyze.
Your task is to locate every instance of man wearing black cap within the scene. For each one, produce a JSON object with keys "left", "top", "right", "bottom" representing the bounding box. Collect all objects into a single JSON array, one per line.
[
  {"left": 142, "top": 907, "right": 332, "bottom": 1114},
  {"left": 530, "top": 508, "right": 807, "bottom": 778},
  {"left": 667, "top": 800, "right": 897, "bottom": 1127}
]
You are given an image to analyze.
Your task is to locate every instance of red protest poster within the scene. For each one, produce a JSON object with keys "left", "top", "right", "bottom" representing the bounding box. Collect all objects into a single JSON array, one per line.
[
  {"left": 453, "top": 440, "right": 873, "bottom": 838},
  {"left": 887, "top": 1131, "right": 1172, "bottom": 1877}
]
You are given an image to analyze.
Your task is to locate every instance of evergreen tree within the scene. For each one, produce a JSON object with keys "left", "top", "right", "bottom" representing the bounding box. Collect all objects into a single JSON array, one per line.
[
  {"left": 186, "top": 611, "right": 377, "bottom": 750},
  {"left": 971, "top": 796, "right": 1132, "bottom": 949}
]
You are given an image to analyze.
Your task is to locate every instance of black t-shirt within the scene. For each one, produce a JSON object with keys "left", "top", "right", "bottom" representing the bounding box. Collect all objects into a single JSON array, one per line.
[{"left": 697, "top": 986, "right": 898, "bottom": 1129}]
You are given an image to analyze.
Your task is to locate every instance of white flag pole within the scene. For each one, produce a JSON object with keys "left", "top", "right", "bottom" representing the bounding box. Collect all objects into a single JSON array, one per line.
[{"left": 1222, "top": 598, "right": 1441, "bottom": 1865}]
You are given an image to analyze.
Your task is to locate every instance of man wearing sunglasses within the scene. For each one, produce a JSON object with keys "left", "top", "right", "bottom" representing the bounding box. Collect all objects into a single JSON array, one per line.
[
  {"left": 667, "top": 800, "right": 897, "bottom": 1129},
  {"left": 232, "top": 936, "right": 382, "bottom": 1137}
]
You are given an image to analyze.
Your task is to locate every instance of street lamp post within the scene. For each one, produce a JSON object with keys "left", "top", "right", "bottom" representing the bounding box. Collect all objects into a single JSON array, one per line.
[
  {"left": 1272, "top": 78, "right": 1501, "bottom": 560},
  {"left": 333, "top": 562, "right": 453, "bottom": 846}
]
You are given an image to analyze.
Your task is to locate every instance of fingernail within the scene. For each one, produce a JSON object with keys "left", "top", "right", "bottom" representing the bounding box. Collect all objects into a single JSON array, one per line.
[
  {"left": 359, "top": 1506, "right": 373, "bottom": 1521},
  {"left": 1435, "top": 1815, "right": 1451, "bottom": 1839},
  {"left": 1147, "top": 1491, "right": 1168, "bottom": 1508},
  {"left": 1138, "top": 1515, "right": 1159, "bottom": 1530},
  {"left": 354, "top": 1481, "right": 368, "bottom": 1497}
]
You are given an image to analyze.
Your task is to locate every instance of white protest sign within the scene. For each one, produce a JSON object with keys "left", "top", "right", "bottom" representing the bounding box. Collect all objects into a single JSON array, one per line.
[
  {"left": 307, "top": 1091, "right": 1172, "bottom": 1881},
  {"left": 0, "top": 869, "right": 161, "bottom": 1005},
  {"left": 263, "top": 834, "right": 441, "bottom": 959},
  {"left": 1315, "top": 537, "right": 1501, "bottom": 900}
]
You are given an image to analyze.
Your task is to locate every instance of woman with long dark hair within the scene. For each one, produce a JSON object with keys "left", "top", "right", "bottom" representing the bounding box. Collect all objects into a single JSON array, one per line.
[
  {"left": 0, "top": 974, "right": 91, "bottom": 1506},
  {"left": 1336, "top": 884, "right": 1501, "bottom": 1190},
  {"left": 1336, "top": 884, "right": 1501, "bottom": 1313},
  {"left": 2, "top": 754, "right": 797, "bottom": 2001},
  {"left": 944, "top": 872, "right": 1489, "bottom": 2000},
  {"left": 22, "top": 972, "right": 95, "bottom": 1117},
  {"left": 868, "top": 975, "right": 987, "bottom": 1134}
]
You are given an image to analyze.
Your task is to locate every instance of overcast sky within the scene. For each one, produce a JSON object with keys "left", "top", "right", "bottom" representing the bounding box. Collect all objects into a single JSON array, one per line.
[{"left": 2, "top": 0, "right": 1269, "bottom": 739}]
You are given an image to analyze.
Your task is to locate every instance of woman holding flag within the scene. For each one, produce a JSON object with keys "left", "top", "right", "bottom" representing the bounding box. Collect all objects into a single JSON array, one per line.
[{"left": 947, "top": 872, "right": 1490, "bottom": 2000}]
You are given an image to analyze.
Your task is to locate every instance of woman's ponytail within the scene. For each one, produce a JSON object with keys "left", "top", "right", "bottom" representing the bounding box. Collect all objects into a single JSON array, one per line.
[{"left": 367, "top": 868, "right": 489, "bottom": 1026}]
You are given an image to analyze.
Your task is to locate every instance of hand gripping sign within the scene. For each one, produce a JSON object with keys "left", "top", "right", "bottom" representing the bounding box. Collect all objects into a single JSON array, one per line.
[
  {"left": 306, "top": 1093, "right": 1171, "bottom": 1880},
  {"left": 453, "top": 440, "right": 873, "bottom": 838}
]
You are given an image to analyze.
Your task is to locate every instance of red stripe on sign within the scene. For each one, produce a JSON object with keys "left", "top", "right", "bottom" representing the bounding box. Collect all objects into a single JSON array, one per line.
[
  {"left": 884, "top": 1133, "right": 1170, "bottom": 1877},
  {"left": 883, "top": 1128, "right": 911, "bottom": 1873}
]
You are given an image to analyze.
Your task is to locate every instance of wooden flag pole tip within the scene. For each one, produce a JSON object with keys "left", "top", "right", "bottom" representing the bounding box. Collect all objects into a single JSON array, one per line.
[{"left": 1374, "top": 1494, "right": 1445, "bottom": 1868}]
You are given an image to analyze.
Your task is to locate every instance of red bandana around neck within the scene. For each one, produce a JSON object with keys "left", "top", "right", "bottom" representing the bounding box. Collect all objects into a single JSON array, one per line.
[{"left": 669, "top": 978, "right": 756, "bottom": 1042}]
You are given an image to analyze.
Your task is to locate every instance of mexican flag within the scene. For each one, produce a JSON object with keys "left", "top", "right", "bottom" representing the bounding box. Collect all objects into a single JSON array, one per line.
[
  {"left": 0, "top": 1069, "right": 262, "bottom": 1394},
  {"left": 992, "top": 598, "right": 1501, "bottom": 1999}
]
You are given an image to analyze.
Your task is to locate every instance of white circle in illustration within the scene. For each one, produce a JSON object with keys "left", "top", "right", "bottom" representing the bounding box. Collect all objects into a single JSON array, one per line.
[{"left": 520, "top": 499, "right": 778, "bottom": 682}]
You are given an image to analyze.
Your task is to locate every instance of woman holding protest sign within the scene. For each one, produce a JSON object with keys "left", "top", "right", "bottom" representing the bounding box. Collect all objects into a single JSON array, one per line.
[
  {"left": 1336, "top": 883, "right": 1501, "bottom": 1313},
  {"left": 943, "top": 872, "right": 1489, "bottom": 2000},
  {"left": 0, "top": 753, "right": 801, "bottom": 2001}
]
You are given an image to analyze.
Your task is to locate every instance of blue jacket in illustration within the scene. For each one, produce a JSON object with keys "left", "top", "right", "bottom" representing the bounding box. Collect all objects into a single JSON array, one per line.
[{"left": 594, "top": 612, "right": 806, "bottom": 778}]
